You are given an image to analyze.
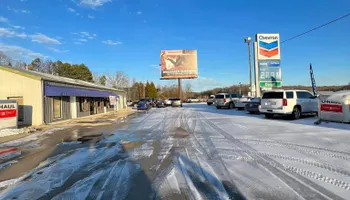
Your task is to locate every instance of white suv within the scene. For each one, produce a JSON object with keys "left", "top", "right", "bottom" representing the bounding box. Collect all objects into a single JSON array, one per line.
[
  {"left": 259, "top": 90, "right": 318, "bottom": 119},
  {"left": 215, "top": 93, "right": 241, "bottom": 109}
]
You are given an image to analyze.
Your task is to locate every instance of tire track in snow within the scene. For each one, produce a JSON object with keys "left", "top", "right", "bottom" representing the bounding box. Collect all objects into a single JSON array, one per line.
[
  {"left": 237, "top": 138, "right": 350, "bottom": 161},
  {"left": 283, "top": 165, "right": 350, "bottom": 191},
  {"left": 217, "top": 149, "right": 350, "bottom": 177},
  {"left": 197, "top": 112, "right": 345, "bottom": 200}
]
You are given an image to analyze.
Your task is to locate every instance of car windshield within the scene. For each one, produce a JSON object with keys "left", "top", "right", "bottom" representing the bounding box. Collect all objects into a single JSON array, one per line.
[
  {"left": 173, "top": 98, "right": 180, "bottom": 101},
  {"left": 262, "top": 92, "right": 283, "bottom": 99}
]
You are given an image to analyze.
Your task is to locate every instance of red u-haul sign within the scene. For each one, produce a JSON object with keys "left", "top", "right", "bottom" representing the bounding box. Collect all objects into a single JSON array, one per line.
[
  {"left": 320, "top": 104, "right": 343, "bottom": 113},
  {"left": 0, "top": 101, "right": 18, "bottom": 129}
]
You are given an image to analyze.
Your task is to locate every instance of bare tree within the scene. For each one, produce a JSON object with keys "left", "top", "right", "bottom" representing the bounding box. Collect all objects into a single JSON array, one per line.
[
  {"left": 0, "top": 51, "right": 12, "bottom": 66},
  {"left": 93, "top": 72, "right": 101, "bottom": 84},
  {"left": 183, "top": 82, "right": 193, "bottom": 100},
  {"left": 14, "top": 61, "right": 27, "bottom": 69},
  {"left": 106, "top": 71, "right": 130, "bottom": 89}
]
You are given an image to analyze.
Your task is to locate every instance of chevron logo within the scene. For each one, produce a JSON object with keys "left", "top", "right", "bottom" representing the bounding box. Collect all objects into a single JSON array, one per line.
[{"left": 259, "top": 41, "right": 279, "bottom": 58}]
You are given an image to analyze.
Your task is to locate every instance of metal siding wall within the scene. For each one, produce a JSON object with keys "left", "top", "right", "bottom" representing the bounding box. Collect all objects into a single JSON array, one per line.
[
  {"left": 62, "top": 96, "right": 71, "bottom": 120},
  {"left": 44, "top": 97, "right": 53, "bottom": 124},
  {"left": 0, "top": 69, "right": 43, "bottom": 126}
]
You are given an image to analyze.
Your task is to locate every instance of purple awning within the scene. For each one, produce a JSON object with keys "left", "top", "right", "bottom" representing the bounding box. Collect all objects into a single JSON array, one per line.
[{"left": 44, "top": 84, "right": 119, "bottom": 98}]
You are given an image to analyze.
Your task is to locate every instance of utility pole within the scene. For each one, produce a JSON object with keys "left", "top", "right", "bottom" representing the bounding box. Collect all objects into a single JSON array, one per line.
[
  {"left": 239, "top": 82, "right": 242, "bottom": 95},
  {"left": 178, "top": 78, "right": 182, "bottom": 100},
  {"left": 244, "top": 37, "right": 253, "bottom": 96}
]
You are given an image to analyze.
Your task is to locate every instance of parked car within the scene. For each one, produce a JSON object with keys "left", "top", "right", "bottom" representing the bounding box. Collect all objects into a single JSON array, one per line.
[
  {"left": 137, "top": 100, "right": 150, "bottom": 110},
  {"left": 215, "top": 93, "right": 241, "bottom": 109},
  {"left": 172, "top": 98, "right": 183, "bottom": 107},
  {"left": 165, "top": 98, "right": 174, "bottom": 106},
  {"left": 207, "top": 95, "right": 215, "bottom": 105},
  {"left": 235, "top": 97, "right": 252, "bottom": 110},
  {"left": 156, "top": 100, "right": 166, "bottom": 108},
  {"left": 259, "top": 90, "right": 318, "bottom": 119},
  {"left": 187, "top": 97, "right": 200, "bottom": 103},
  {"left": 127, "top": 100, "right": 133, "bottom": 106},
  {"left": 245, "top": 97, "right": 261, "bottom": 114}
]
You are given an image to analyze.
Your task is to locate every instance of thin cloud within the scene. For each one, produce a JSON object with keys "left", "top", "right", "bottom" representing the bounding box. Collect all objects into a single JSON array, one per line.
[
  {"left": 67, "top": 8, "right": 76, "bottom": 12},
  {"left": 0, "top": 27, "right": 27, "bottom": 38},
  {"left": 149, "top": 64, "right": 159, "bottom": 69},
  {"left": 16, "top": 33, "right": 27, "bottom": 38},
  {"left": 88, "top": 14, "right": 95, "bottom": 19},
  {"left": 137, "top": 11, "right": 142, "bottom": 15},
  {"left": 0, "top": 27, "right": 16, "bottom": 37},
  {"left": 11, "top": 25, "right": 25, "bottom": 29},
  {"left": 0, "top": 16, "right": 9, "bottom": 23},
  {"left": 102, "top": 40, "right": 122, "bottom": 45},
  {"left": 31, "top": 33, "right": 62, "bottom": 45},
  {"left": 48, "top": 47, "right": 69, "bottom": 53},
  {"left": 78, "top": 38, "right": 88, "bottom": 42},
  {"left": 74, "top": 42, "right": 83, "bottom": 45},
  {"left": 7, "top": 6, "right": 30, "bottom": 14},
  {"left": 79, "top": 0, "right": 112, "bottom": 8},
  {"left": 0, "top": 43, "right": 48, "bottom": 61}
]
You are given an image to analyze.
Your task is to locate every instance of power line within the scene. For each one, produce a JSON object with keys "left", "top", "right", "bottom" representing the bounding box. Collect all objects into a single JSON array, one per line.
[{"left": 281, "top": 12, "right": 350, "bottom": 44}]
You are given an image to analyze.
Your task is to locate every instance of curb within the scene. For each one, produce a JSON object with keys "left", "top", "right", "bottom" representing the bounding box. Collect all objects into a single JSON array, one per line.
[{"left": 0, "top": 148, "right": 18, "bottom": 155}]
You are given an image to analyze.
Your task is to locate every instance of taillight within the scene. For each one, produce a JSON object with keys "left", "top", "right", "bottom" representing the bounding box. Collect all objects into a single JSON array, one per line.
[
  {"left": 258, "top": 99, "right": 261, "bottom": 105},
  {"left": 283, "top": 99, "right": 287, "bottom": 106},
  {"left": 224, "top": 98, "right": 226, "bottom": 103}
]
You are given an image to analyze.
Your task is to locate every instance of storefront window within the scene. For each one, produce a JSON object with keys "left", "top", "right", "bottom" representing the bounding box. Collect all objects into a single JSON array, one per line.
[{"left": 53, "top": 96, "right": 61, "bottom": 119}]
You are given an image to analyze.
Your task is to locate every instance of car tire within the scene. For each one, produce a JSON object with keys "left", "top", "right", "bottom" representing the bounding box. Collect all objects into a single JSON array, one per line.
[
  {"left": 265, "top": 114, "right": 274, "bottom": 119},
  {"left": 292, "top": 106, "right": 301, "bottom": 120},
  {"left": 216, "top": 106, "right": 221, "bottom": 109},
  {"left": 248, "top": 111, "right": 254, "bottom": 114},
  {"left": 229, "top": 103, "right": 234, "bottom": 109}
]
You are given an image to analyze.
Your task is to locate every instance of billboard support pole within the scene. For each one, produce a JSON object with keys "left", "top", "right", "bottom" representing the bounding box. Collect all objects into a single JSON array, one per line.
[
  {"left": 178, "top": 78, "right": 182, "bottom": 100},
  {"left": 254, "top": 41, "right": 260, "bottom": 97}
]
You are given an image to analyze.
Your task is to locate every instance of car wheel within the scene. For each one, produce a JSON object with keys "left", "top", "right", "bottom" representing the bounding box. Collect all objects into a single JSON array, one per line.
[
  {"left": 229, "top": 103, "right": 234, "bottom": 109},
  {"left": 265, "top": 114, "right": 274, "bottom": 119},
  {"left": 292, "top": 106, "right": 301, "bottom": 120},
  {"left": 248, "top": 111, "right": 254, "bottom": 114},
  {"left": 216, "top": 106, "right": 221, "bottom": 109}
]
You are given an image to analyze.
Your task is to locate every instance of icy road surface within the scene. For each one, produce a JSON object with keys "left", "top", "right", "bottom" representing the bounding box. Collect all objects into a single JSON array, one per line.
[{"left": 1, "top": 103, "right": 350, "bottom": 200}]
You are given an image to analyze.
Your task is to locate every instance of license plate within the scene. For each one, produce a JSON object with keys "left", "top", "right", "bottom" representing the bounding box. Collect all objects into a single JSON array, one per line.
[{"left": 265, "top": 101, "right": 276, "bottom": 106}]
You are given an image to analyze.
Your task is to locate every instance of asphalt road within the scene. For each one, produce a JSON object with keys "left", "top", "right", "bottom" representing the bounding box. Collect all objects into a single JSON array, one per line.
[{"left": 1, "top": 103, "right": 350, "bottom": 200}]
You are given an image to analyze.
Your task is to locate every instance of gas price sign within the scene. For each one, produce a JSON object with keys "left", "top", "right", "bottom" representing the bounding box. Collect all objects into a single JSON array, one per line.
[{"left": 258, "top": 60, "right": 282, "bottom": 87}]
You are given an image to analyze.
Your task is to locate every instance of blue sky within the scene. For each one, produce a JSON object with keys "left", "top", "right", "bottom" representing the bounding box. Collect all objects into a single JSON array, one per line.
[{"left": 0, "top": 0, "right": 349, "bottom": 91}]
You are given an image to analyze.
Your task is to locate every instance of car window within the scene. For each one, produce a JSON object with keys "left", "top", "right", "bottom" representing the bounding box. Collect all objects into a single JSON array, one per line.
[
  {"left": 173, "top": 98, "right": 180, "bottom": 101},
  {"left": 303, "top": 92, "right": 313, "bottom": 98},
  {"left": 262, "top": 92, "right": 283, "bottom": 99},
  {"left": 215, "top": 95, "right": 224, "bottom": 99},
  {"left": 286, "top": 92, "right": 294, "bottom": 99},
  {"left": 297, "top": 92, "right": 312, "bottom": 99}
]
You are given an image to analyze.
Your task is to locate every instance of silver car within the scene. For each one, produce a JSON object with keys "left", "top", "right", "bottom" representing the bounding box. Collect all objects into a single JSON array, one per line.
[
  {"left": 215, "top": 93, "right": 241, "bottom": 109},
  {"left": 171, "top": 98, "right": 182, "bottom": 107}
]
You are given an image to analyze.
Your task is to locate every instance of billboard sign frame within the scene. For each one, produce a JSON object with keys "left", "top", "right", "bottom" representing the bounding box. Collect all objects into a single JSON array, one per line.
[{"left": 160, "top": 50, "right": 198, "bottom": 80}]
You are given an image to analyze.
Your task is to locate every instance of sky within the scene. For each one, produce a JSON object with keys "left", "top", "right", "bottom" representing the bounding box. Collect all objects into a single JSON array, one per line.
[{"left": 0, "top": 0, "right": 349, "bottom": 92}]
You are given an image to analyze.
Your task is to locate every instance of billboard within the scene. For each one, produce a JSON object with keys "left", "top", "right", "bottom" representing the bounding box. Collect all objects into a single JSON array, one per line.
[
  {"left": 256, "top": 34, "right": 280, "bottom": 60},
  {"left": 160, "top": 50, "right": 198, "bottom": 79}
]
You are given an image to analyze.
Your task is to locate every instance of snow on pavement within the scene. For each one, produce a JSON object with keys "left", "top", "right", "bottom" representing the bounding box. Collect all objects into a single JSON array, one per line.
[{"left": 0, "top": 103, "right": 349, "bottom": 200}]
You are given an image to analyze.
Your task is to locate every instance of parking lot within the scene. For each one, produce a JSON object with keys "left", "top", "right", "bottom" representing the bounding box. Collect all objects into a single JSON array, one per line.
[{"left": 1, "top": 103, "right": 350, "bottom": 200}]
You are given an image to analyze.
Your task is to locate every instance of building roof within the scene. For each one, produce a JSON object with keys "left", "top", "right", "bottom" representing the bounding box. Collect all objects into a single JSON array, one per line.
[{"left": 0, "top": 65, "right": 126, "bottom": 93}]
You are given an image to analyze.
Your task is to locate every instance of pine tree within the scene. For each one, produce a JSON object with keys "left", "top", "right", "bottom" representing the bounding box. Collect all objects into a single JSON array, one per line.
[{"left": 145, "top": 81, "right": 150, "bottom": 98}]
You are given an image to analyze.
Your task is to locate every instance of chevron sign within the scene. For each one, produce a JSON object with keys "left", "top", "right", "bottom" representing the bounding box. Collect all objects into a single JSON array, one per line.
[{"left": 257, "top": 34, "right": 280, "bottom": 60}]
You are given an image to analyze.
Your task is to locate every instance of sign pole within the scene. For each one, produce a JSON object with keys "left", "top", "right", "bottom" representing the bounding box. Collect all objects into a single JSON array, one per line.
[
  {"left": 178, "top": 78, "right": 182, "bottom": 100},
  {"left": 254, "top": 41, "right": 261, "bottom": 97}
]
